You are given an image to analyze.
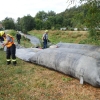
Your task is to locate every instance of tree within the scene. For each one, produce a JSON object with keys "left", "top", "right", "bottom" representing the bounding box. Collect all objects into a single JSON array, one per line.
[
  {"left": 2, "top": 17, "right": 15, "bottom": 29},
  {"left": 43, "top": 20, "right": 51, "bottom": 29},
  {"left": 84, "top": 2, "right": 100, "bottom": 37},
  {"left": 55, "top": 15, "right": 63, "bottom": 27},
  {"left": 35, "top": 11, "right": 56, "bottom": 30},
  {"left": 67, "top": 0, "right": 100, "bottom": 37},
  {"left": 19, "top": 15, "right": 35, "bottom": 33},
  {"left": 47, "top": 11, "right": 56, "bottom": 16},
  {"left": 34, "top": 18, "right": 43, "bottom": 30},
  {"left": 35, "top": 11, "right": 48, "bottom": 21},
  {"left": 47, "top": 16, "right": 56, "bottom": 29},
  {"left": 15, "top": 17, "right": 22, "bottom": 31}
]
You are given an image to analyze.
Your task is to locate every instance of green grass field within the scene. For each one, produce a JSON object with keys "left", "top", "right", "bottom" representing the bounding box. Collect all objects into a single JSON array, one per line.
[{"left": 0, "top": 30, "right": 100, "bottom": 100}]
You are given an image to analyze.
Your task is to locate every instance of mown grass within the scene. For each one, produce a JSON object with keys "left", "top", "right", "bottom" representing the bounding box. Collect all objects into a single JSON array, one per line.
[{"left": 0, "top": 30, "right": 100, "bottom": 100}]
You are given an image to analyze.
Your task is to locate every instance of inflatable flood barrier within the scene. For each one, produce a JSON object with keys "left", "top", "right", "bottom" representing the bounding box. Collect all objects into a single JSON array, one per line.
[
  {"left": 29, "top": 48, "right": 100, "bottom": 87},
  {"left": 16, "top": 48, "right": 42, "bottom": 61},
  {"left": 56, "top": 43, "right": 100, "bottom": 52}
]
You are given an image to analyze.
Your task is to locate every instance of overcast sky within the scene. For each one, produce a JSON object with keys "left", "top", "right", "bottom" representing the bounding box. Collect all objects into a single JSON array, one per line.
[{"left": 0, "top": 0, "right": 80, "bottom": 21}]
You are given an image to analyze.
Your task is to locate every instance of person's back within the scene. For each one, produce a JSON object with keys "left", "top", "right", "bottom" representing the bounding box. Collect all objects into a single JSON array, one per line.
[
  {"left": 16, "top": 33, "right": 21, "bottom": 44},
  {"left": 16, "top": 33, "right": 21, "bottom": 39}
]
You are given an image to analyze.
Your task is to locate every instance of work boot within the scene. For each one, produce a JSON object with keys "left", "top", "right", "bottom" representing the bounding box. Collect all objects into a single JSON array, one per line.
[
  {"left": 12, "top": 61, "right": 17, "bottom": 66},
  {"left": 7, "top": 61, "right": 11, "bottom": 65}
]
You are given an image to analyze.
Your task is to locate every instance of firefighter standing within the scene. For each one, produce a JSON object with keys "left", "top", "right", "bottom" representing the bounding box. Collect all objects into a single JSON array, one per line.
[
  {"left": 16, "top": 32, "right": 21, "bottom": 44},
  {"left": 1, "top": 31, "right": 17, "bottom": 65},
  {"left": 42, "top": 30, "right": 48, "bottom": 49}
]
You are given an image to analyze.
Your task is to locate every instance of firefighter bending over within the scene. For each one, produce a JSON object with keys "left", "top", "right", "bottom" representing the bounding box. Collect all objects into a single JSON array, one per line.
[{"left": 1, "top": 31, "right": 17, "bottom": 66}]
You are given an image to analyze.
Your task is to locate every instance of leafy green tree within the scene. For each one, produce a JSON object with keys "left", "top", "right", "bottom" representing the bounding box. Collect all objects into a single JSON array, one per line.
[
  {"left": 20, "top": 15, "right": 35, "bottom": 33},
  {"left": 2, "top": 17, "right": 15, "bottom": 29},
  {"left": 34, "top": 18, "right": 43, "bottom": 30},
  {"left": 47, "top": 11, "right": 56, "bottom": 16},
  {"left": 47, "top": 11, "right": 56, "bottom": 29},
  {"left": 72, "top": 12, "right": 85, "bottom": 29},
  {"left": 35, "top": 11, "right": 48, "bottom": 21},
  {"left": 84, "top": 2, "right": 100, "bottom": 37},
  {"left": 47, "top": 16, "right": 56, "bottom": 29},
  {"left": 67, "top": 0, "right": 100, "bottom": 37},
  {"left": 55, "top": 24, "right": 61, "bottom": 30},
  {"left": 15, "top": 17, "right": 22, "bottom": 31},
  {"left": 43, "top": 20, "right": 51, "bottom": 29},
  {"left": 55, "top": 15, "right": 63, "bottom": 27},
  {"left": 61, "top": 7, "right": 77, "bottom": 28}
]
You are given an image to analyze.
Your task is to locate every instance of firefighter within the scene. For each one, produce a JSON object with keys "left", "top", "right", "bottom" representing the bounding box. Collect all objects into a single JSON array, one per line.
[
  {"left": 42, "top": 30, "right": 49, "bottom": 49},
  {"left": 16, "top": 32, "right": 21, "bottom": 44},
  {"left": 1, "top": 31, "right": 17, "bottom": 65}
]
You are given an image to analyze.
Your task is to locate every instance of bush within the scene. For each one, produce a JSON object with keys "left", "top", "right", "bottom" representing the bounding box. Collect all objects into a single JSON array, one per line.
[{"left": 7, "top": 30, "right": 17, "bottom": 36}]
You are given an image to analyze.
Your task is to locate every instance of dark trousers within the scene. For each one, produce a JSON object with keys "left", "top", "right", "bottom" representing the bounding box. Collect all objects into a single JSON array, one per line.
[
  {"left": 17, "top": 39, "right": 20, "bottom": 44},
  {"left": 43, "top": 39, "right": 47, "bottom": 49},
  {"left": 6, "top": 44, "right": 16, "bottom": 65}
]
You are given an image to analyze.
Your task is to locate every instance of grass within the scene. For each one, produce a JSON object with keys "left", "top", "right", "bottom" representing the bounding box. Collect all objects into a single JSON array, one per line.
[
  {"left": 29, "top": 30, "right": 100, "bottom": 46},
  {"left": 0, "top": 30, "right": 100, "bottom": 100}
]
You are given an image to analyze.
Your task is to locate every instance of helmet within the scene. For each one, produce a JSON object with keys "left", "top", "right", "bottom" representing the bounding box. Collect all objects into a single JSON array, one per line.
[
  {"left": 0, "top": 31, "right": 5, "bottom": 36},
  {"left": 45, "top": 30, "right": 48, "bottom": 33}
]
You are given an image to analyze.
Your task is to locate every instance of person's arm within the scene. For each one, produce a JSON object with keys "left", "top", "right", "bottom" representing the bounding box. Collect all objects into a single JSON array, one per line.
[
  {"left": 42, "top": 34, "right": 45, "bottom": 40},
  {"left": 2, "top": 39, "right": 9, "bottom": 48}
]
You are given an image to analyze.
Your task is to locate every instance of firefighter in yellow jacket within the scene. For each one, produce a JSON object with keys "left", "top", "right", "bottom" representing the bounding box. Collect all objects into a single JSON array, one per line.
[{"left": 1, "top": 31, "right": 17, "bottom": 65}]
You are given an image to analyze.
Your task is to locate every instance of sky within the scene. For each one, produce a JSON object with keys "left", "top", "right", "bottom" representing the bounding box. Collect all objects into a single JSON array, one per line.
[{"left": 0, "top": 0, "right": 80, "bottom": 21}]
